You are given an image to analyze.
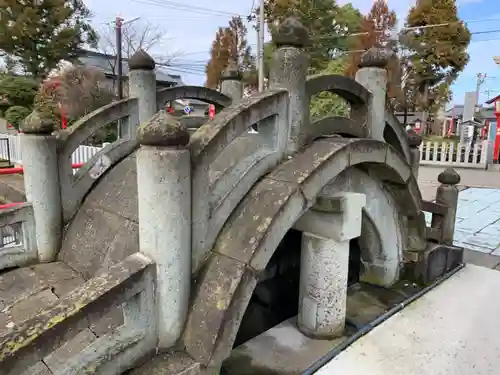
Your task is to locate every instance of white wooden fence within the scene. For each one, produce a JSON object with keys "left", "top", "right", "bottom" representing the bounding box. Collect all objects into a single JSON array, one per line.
[
  {"left": 418, "top": 140, "right": 491, "bottom": 169},
  {"left": 0, "top": 134, "right": 103, "bottom": 165},
  {"left": 0, "top": 133, "right": 492, "bottom": 170}
]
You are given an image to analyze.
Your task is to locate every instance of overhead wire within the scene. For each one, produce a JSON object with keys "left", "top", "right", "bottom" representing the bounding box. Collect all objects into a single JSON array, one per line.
[
  {"left": 130, "top": 0, "right": 245, "bottom": 18},
  {"left": 113, "top": 2, "right": 500, "bottom": 78}
]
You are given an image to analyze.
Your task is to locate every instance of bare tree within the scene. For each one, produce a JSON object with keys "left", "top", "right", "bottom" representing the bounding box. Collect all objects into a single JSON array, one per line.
[{"left": 97, "top": 20, "right": 178, "bottom": 76}]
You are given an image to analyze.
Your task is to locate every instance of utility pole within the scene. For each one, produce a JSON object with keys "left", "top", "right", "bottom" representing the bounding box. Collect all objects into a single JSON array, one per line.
[
  {"left": 476, "top": 73, "right": 487, "bottom": 104},
  {"left": 258, "top": 0, "right": 265, "bottom": 92},
  {"left": 114, "top": 16, "right": 139, "bottom": 139},
  {"left": 114, "top": 16, "right": 140, "bottom": 100},
  {"left": 256, "top": 22, "right": 261, "bottom": 92},
  {"left": 115, "top": 17, "right": 124, "bottom": 100}
]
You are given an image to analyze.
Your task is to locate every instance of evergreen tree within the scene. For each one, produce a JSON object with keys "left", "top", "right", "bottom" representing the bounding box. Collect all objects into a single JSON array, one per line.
[
  {"left": 0, "top": 0, "right": 97, "bottom": 79},
  {"left": 261, "top": 0, "right": 362, "bottom": 72},
  {"left": 403, "top": 0, "right": 471, "bottom": 113}
]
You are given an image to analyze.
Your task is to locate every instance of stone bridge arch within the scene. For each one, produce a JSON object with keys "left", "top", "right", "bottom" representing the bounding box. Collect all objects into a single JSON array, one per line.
[
  {"left": 306, "top": 74, "right": 371, "bottom": 141},
  {"left": 182, "top": 137, "right": 421, "bottom": 367},
  {"left": 156, "top": 85, "right": 232, "bottom": 112}
]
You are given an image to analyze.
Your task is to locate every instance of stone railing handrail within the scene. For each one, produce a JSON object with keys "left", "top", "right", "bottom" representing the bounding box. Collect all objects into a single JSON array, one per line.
[
  {"left": 60, "top": 138, "right": 139, "bottom": 223},
  {"left": 0, "top": 203, "right": 36, "bottom": 271},
  {"left": 310, "top": 116, "right": 368, "bottom": 140},
  {"left": 57, "top": 97, "right": 139, "bottom": 159},
  {"left": 189, "top": 89, "right": 290, "bottom": 271},
  {"left": 305, "top": 74, "right": 371, "bottom": 131},
  {"left": 155, "top": 85, "right": 231, "bottom": 112},
  {"left": 56, "top": 98, "right": 140, "bottom": 223},
  {"left": 189, "top": 89, "right": 288, "bottom": 165},
  {"left": 0, "top": 252, "right": 157, "bottom": 374},
  {"left": 384, "top": 109, "right": 412, "bottom": 163}
]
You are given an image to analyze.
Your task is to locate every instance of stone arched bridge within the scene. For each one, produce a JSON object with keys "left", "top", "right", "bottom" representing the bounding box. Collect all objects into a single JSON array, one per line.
[{"left": 0, "top": 17, "right": 463, "bottom": 375}]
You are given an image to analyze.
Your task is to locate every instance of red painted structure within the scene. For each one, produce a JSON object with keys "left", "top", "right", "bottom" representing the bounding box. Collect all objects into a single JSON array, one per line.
[
  {"left": 0, "top": 163, "right": 84, "bottom": 209},
  {"left": 0, "top": 163, "right": 83, "bottom": 175},
  {"left": 486, "top": 95, "right": 500, "bottom": 162}
]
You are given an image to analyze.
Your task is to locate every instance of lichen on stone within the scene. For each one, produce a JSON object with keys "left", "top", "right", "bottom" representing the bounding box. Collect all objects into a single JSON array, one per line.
[
  {"left": 128, "top": 49, "right": 156, "bottom": 71},
  {"left": 438, "top": 168, "right": 461, "bottom": 185},
  {"left": 137, "top": 110, "right": 190, "bottom": 147},
  {"left": 358, "top": 46, "right": 393, "bottom": 69},
  {"left": 272, "top": 17, "right": 310, "bottom": 48},
  {"left": 221, "top": 59, "right": 242, "bottom": 81},
  {"left": 19, "top": 110, "right": 55, "bottom": 134}
]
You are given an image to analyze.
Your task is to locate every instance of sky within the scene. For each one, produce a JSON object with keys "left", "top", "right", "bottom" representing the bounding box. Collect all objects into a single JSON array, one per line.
[{"left": 82, "top": 0, "right": 500, "bottom": 108}]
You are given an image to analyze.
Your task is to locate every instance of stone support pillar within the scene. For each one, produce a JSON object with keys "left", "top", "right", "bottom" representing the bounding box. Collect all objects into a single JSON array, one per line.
[
  {"left": 136, "top": 111, "right": 191, "bottom": 348},
  {"left": 407, "top": 129, "right": 422, "bottom": 179},
  {"left": 269, "top": 17, "right": 310, "bottom": 155},
  {"left": 294, "top": 193, "right": 366, "bottom": 339},
  {"left": 432, "top": 168, "right": 461, "bottom": 245},
  {"left": 355, "top": 47, "right": 391, "bottom": 141},
  {"left": 19, "top": 112, "right": 62, "bottom": 262},
  {"left": 128, "top": 49, "right": 157, "bottom": 137},
  {"left": 220, "top": 60, "right": 243, "bottom": 102}
]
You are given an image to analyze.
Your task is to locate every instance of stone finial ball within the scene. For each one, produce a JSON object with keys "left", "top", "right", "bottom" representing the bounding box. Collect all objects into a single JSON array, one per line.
[
  {"left": 19, "top": 110, "right": 55, "bottom": 134},
  {"left": 128, "top": 49, "right": 156, "bottom": 70},
  {"left": 358, "top": 47, "right": 392, "bottom": 68},
  {"left": 137, "top": 110, "right": 190, "bottom": 147},
  {"left": 407, "top": 129, "right": 422, "bottom": 147},
  {"left": 438, "top": 168, "right": 461, "bottom": 185},
  {"left": 273, "top": 17, "right": 310, "bottom": 48},
  {"left": 221, "top": 59, "right": 242, "bottom": 81}
]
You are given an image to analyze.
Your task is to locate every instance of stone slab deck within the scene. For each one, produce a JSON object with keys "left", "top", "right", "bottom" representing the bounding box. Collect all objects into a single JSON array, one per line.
[{"left": 316, "top": 264, "right": 500, "bottom": 375}]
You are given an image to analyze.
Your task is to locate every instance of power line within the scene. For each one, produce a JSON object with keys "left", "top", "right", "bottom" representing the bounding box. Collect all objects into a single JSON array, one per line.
[
  {"left": 130, "top": 0, "right": 244, "bottom": 18},
  {"left": 169, "top": 32, "right": 500, "bottom": 65}
]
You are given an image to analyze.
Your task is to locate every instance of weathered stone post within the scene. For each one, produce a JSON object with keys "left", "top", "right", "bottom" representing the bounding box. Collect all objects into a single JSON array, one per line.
[
  {"left": 355, "top": 47, "right": 391, "bottom": 141},
  {"left": 294, "top": 193, "right": 366, "bottom": 339},
  {"left": 407, "top": 129, "right": 422, "bottom": 179},
  {"left": 19, "top": 112, "right": 62, "bottom": 262},
  {"left": 128, "top": 49, "right": 157, "bottom": 137},
  {"left": 269, "top": 17, "right": 310, "bottom": 155},
  {"left": 220, "top": 59, "right": 243, "bottom": 101},
  {"left": 136, "top": 111, "right": 191, "bottom": 348},
  {"left": 432, "top": 168, "right": 461, "bottom": 245}
]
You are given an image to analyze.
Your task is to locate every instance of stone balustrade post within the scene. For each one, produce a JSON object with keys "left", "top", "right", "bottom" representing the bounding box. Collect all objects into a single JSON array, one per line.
[
  {"left": 294, "top": 193, "right": 366, "bottom": 339},
  {"left": 19, "top": 112, "right": 62, "bottom": 262},
  {"left": 269, "top": 17, "right": 310, "bottom": 155},
  {"left": 355, "top": 47, "right": 391, "bottom": 141},
  {"left": 136, "top": 111, "right": 191, "bottom": 348},
  {"left": 128, "top": 49, "right": 157, "bottom": 137},
  {"left": 432, "top": 168, "right": 461, "bottom": 245},
  {"left": 407, "top": 129, "right": 422, "bottom": 179},
  {"left": 220, "top": 59, "right": 243, "bottom": 102}
]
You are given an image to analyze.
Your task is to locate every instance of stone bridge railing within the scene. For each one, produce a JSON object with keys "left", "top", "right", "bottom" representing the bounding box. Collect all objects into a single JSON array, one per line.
[
  {"left": 0, "top": 253, "right": 156, "bottom": 375},
  {"left": 13, "top": 50, "right": 238, "bottom": 270},
  {"left": 0, "top": 203, "right": 36, "bottom": 271},
  {"left": 189, "top": 89, "right": 290, "bottom": 270}
]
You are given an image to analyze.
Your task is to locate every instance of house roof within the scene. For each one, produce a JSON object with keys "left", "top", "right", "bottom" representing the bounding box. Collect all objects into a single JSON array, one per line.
[
  {"left": 78, "top": 50, "right": 183, "bottom": 85},
  {"left": 443, "top": 105, "right": 496, "bottom": 120},
  {"left": 485, "top": 95, "right": 500, "bottom": 105}
]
